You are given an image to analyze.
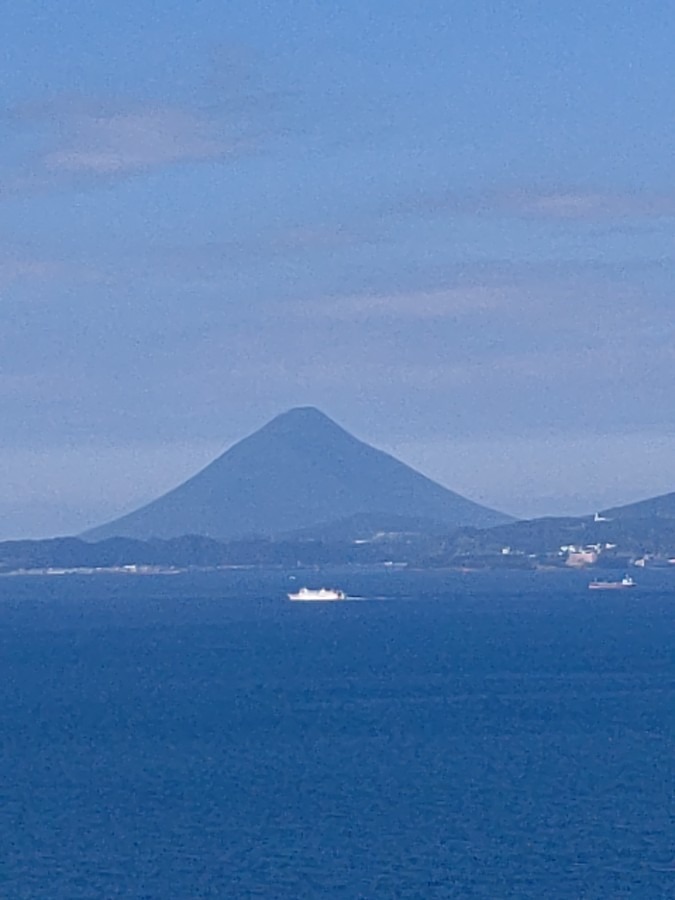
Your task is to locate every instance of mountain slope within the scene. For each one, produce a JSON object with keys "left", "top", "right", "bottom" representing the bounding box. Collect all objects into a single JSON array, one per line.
[
  {"left": 282, "top": 512, "right": 457, "bottom": 542},
  {"left": 601, "top": 491, "right": 675, "bottom": 520},
  {"left": 83, "top": 407, "right": 513, "bottom": 540}
]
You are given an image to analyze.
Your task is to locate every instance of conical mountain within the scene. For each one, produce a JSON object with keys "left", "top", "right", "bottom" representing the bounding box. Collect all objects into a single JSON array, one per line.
[{"left": 83, "top": 407, "right": 513, "bottom": 541}]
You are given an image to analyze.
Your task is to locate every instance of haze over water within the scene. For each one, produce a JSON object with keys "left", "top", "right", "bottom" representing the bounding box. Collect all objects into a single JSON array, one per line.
[{"left": 3, "top": 570, "right": 675, "bottom": 898}]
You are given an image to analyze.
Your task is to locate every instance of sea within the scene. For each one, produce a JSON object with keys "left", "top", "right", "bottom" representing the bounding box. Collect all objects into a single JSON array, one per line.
[{"left": 2, "top": 568, "right": 675, "bottom": 899}]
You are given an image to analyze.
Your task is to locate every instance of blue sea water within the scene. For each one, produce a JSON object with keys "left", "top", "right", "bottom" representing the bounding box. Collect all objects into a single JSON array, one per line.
[{"left": 1, "top": 569, "right": 675, "bottom": 899}]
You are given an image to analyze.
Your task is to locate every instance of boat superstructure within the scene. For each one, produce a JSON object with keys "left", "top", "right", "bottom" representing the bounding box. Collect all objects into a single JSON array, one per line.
[{"left": 287, "top": 587, "right": 346, "bottom": 601}]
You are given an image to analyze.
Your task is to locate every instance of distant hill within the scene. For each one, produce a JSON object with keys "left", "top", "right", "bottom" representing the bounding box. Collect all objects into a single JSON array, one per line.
[
  {"left": 438, "top": 487, "right": 675, "bottom": 559},
  {"left": 601, "top": 491, "right": 675, "bottom": 520},
  {"left": 0, "top": 532, "right": 440, "bottom": 573},
  {"left": 83, "top": 407, "right": 512, "bottom": 541},
  {"left": 452, "top": 489, "right": 675, "bottom": 552}
]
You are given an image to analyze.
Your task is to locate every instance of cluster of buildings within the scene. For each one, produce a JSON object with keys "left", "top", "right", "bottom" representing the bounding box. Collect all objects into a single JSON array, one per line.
[{"left": 561, "top": 543, "right": 617, "bottom": 568}]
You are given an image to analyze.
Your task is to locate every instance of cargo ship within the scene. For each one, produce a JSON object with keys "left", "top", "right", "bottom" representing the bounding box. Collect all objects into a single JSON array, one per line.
[{"left": 588, "top": 575, "right": 635, "bottom": 590}]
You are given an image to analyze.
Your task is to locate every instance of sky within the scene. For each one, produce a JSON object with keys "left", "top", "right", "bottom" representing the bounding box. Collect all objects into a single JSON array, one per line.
[{"left": 3, "top": 0, "right": 675, "bottom": 538}]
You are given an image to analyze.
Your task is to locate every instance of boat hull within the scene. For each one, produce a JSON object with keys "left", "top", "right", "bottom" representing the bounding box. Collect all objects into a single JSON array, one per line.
[{"left": 588, "top": 582, "right": 635, "bottom": 590}]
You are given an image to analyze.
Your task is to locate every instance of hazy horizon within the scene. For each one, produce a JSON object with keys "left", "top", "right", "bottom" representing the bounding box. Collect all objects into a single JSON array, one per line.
[
  {"left": 4, "top": 2, "right": 675, "bottom": 539},
  {"left": 3, "top": 405, "right": 674, "bottom": 540}
]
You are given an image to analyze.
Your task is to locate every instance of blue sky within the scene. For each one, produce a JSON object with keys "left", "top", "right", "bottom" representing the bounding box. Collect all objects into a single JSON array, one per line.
[{"left": 3, "top": 1, "right": 675, "bottom": 537}]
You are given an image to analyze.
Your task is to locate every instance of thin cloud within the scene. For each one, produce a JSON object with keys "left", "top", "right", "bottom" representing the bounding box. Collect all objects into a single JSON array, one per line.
[
  {"left": 0, "top": 258, "right": 61, "bottom": 286},
  {"left": 298, "top": 286, "right": 513, "bottom": 321},
  {"left": 0, "top": 244, "right": 103, "bottom": 293},
  {"left": 0, "top": 255, "right": 90, "bottom": 290},
  {"left": 295, "top": 269, "right": 641, "bottom": 323},
  {"left": 151, "top": 224, "right": 374, "bottom": 270},
  {"left": 43, "top": 106, "right": 243, "bottom": 175},
  {"left": 1, "top": 78, "right": 283, "bottom": 192},
  {"left": 495, "top": 189, "right": 675, "bottom": 221},
  {"left": 396, "top": 187, "right": 675, "bottom": 223},
  {"left": 214, "top": 340, "right": 664, "bottom": 402}
]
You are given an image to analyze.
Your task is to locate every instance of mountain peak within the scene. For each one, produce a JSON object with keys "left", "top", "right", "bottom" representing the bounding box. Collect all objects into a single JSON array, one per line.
[
  {"left": 265, "top": 406, "right": 340, "bottom": 429},
  {"left": 280, "top": 405, "right": 328, "bottom": 419},
  {"left": 256, "top": 406, "right": 353, "bottom": 445}
]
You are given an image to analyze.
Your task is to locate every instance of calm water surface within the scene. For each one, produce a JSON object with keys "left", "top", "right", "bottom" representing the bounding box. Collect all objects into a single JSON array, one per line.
[{"left": 1, "top": 569, "right": 675, "bottom": 898}]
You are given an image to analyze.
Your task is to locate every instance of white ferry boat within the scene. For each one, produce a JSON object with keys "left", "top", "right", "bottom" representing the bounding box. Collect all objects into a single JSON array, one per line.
[
  {"left": 287, "top": 587, "right": 346, "bottom": 602},
  {"left": 588, "top": 575, "right": 635, "bottom": 591}
]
